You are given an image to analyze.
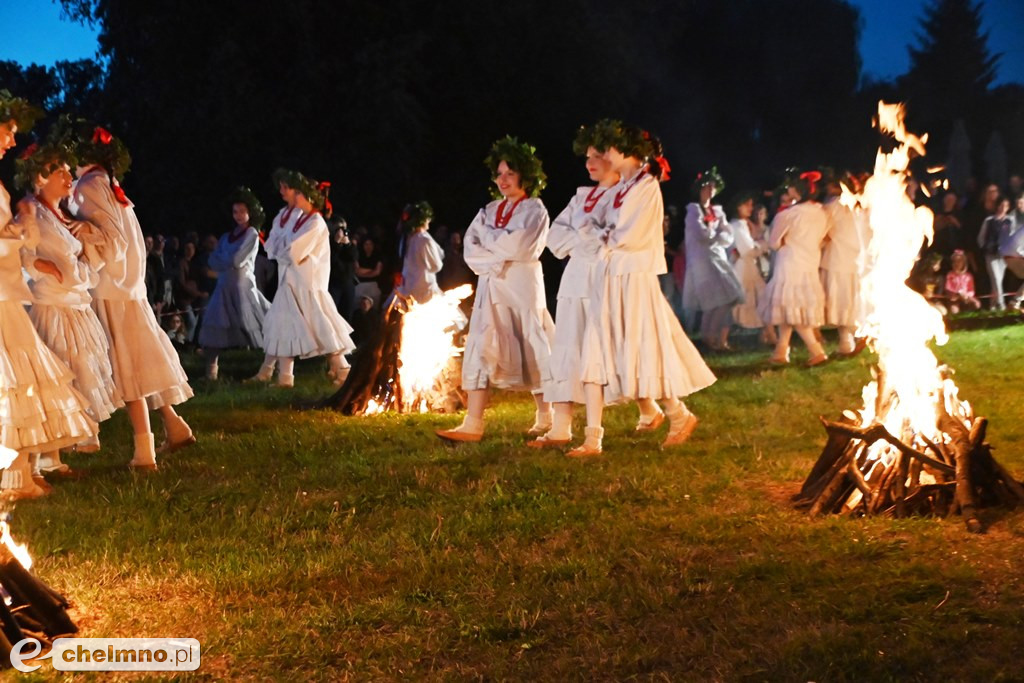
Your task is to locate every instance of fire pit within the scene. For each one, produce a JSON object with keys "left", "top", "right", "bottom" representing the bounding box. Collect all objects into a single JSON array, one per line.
[{"left": 794, "top": 103, "right": 1024, "bottom": 533}]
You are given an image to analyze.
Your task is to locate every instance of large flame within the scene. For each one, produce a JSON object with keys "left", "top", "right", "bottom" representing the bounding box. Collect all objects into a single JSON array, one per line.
[
  {"left": 841, "top": 102, "right": 972, "bottom": 493},
  {"left": 0, "top": 518, "right": 32, "bottom": 570},
  {"left": 397, "top": 285, "right": 472, "bottom": 412}
]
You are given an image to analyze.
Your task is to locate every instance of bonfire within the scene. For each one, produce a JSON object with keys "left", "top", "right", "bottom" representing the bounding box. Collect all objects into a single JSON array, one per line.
[
  {"left": 323, "top": 285, "right": 472, "bottom": 415},
  {"left": 795, "top": 102, "right": 1024, "bottom": 532}
]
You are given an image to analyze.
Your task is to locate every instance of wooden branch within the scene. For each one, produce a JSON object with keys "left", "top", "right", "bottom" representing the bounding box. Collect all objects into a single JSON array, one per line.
[{"left": 820, "top": 418, "right": 955, "bottom": 475}]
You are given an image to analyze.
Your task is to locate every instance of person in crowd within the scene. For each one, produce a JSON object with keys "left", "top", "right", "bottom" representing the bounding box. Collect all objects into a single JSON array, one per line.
[
  {"left": 931, "top": 191, "right": 968, "bottom": 260},
  {"left": 354, "top": 235, "right": 383, "bottom": 309},
  {"left": 328, "top": 216, "right": 358, "bottom": 318},
  {"left": 436, "top": 136, "right": 554, "bottom": 443},
  {"left": 730, "top": 191, "right": 775, "bottom": 346},
  {"left": 248, "top": 169, "right": 354, "bottom": 387},
  {"left": 349, "top": 293, "right": 379, "bottom": 348},
  {"left": 69, "top": 122, "right": 194, "bottom": 470},
  {"left": 0, "top": 95, "right": 97, "bottom": 499},
  {"left": 1000, "top": 193, "right": 1024, "bottom": 309},
  {"left": 943, "top": 249, "right": 981, "bottom": 314},
  {"left": 438, "top": 230, "right": 474, "bottom": 290},
  {"left": 682, "top": 167, "right": 744, "bottom": 351},
  {"left": 395, "top": 201, "right": 444, "bottom": 304},
  {"left": 821, "top": 172, "right": 867, "bottom": 356},
  {"left": 197, "top": 187, "right": 271, "bottom": 380},
  {"left": 527, "top": 122, "right": 620, "bottom": 448},
  {"left": 759, "top": 170, "right": 830, "bottom": 366},
  {"left": 145, "top": 234, "right": 167, "bottom": 316},
  {"left": 573, "top": 122, "right": 715, "bottom": 456},
  {"left": 15, "top": 136, "right": 122, "bottom": 481},
  {"left": 174, "top": 240, "right": 204, "bottom": 343},
  {"left": 977, "top": 195, "right": 1013, "bottom": 310}
]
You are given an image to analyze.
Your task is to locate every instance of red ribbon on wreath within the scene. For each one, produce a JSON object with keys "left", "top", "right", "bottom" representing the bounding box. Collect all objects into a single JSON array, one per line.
[
  {"left": 799, "top": 170, "right": 822, "bottom": 196},
  {"left": 92, "top": 127, "right": 113, "bottom": 145},
  {"left": 653, "top": 155, "right": 671, "bottom": 181},
  {"left": 317, "top": 181, "right": 332, "bottom": 216},
  {"left": 19, "top": 142, "right": 38, "bottom": 160}
]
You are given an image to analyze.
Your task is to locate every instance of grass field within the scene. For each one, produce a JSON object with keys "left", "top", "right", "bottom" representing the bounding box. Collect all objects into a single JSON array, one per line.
[{"left": 8, "top": 323, "right": 1024, "bottom": 681}]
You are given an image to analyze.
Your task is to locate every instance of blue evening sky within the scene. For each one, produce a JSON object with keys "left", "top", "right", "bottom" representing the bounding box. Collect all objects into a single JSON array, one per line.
[{"left": 1, "top": 0, "right": 1022, "bottom": 84}]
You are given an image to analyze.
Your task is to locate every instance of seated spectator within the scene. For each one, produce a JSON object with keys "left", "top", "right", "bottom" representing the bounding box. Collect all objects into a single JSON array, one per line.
[{"left": 944, "top": 249, "right": 981, "bottom": 314}]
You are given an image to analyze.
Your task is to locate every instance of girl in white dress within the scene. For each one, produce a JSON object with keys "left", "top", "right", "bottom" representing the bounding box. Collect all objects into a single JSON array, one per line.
[
  {"left": 16, "top": 140, "right": 122, "bottom": 478},
  {"left": 436, "top": 136, "right": 555, "bottom": 442},
  {"left": 759, "top": 170, "right": 830, "bottom": 366},
  {"left": 69, "top": 124, "right": 194, "bottom": 470},
  {"left": 527, "top": 122, "right": 620, "bottom": 448},
  {"left": 682, "top": 168, "right": 744, "bottom": 351},
  {"left": 396, "top": 201, "right": 444, "bottom": 304},
  {"left": 574, "top": 124, "right": 716, "bottom": 456},
  {"left": 0, "top": 95, "right": 97, "bottom": 499},
  {"left": 251, "top": 170, "right": 355, "bottom": 388},
  {"left": 199, "top": 187, "right": 271, "bottom": 379},
  {"left": 730, "top": 192, "right": 776, "bottom": 345},
  {"left": 820, "top": 173, "right": 867, "bottom": 355}
]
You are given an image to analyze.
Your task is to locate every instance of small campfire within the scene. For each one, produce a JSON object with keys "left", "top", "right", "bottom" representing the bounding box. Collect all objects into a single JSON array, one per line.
[
  {"left": 795, "top": 102, "right": 1024, "bottom": 532},
  {"left": 0, "top": 514, "right": 78, "bottom": 665},
  {"left": 323, "top": 285, "right": 472, "bottom": 415}
]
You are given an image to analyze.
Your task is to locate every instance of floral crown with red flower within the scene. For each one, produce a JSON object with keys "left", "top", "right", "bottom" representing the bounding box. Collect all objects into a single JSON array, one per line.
[{"left": 400, "top": 200, "right": 434, "bottom": 231}]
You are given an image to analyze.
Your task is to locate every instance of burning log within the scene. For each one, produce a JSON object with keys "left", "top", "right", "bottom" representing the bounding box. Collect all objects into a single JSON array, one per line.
[{"left": 0, "top": 516, "right": 77, "bottom": 668}]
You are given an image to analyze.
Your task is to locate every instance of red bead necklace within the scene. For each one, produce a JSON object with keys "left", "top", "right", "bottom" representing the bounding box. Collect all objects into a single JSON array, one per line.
[
  {"left": 613, "top": 169, "right": 647, "bottom": 209},
  {"left": 292, "top": 209, "right": 319, "bottom": 233},
  {"left": 35, "top": 195, "right": 72, "bottom": 227},
  {"left": 227, "top": 225, "right": 250, "bottom": 243},
  {"left": 277, "top": 206, "right": 296, "bottom": 230},
  {"left": 494, "top": 195, "right": 527, "bottom": 229}
]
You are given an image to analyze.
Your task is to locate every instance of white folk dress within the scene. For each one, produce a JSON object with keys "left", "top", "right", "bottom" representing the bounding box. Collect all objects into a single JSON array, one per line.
[
  {"left": 730, "top": 218, "right": 769, "bottom": 328},
  {"left": 398, "top": 230, "right": 444, "bottom": 304},
  {"left": 581, "top": 173, "right": 716, "bottom": 403},
  {"left": 25, "top": 196, "right": 122, "bottom": 423},
  {"left": 820, "top": 197, "right": 865, "bottom": 327},
  {"left": 681, "top": 202, "right": 744, "bottom": 312},
  {"left": 198, "top": 225, "right": 270, "bottom": 349},
  {"left": 70, "top": 168, "right": 193, "bottom": 409},
  {"left": 0, "top": 184, "right": 96, "bottom": 453},
  {"left": 461, "top": 197, "right": 554, "bottom": 391},
  {"left": 759, "top": 202, "right": 829, "bottom": 327},
  {"left": 262, "top": 210, "right": 355, "bottom": 359},
  {"left": 541, "top": 185, "right": 612, "bottom": 404}
]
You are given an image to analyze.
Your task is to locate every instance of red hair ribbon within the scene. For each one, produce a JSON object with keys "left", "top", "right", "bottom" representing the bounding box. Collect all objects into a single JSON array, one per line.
[
  {"left": 92, "top": 127, "right": 113, "bottom": 145},
  {"left": 317, "top": 181, "right": 332, "bottom": 216},
  {"left": 401, "top": 211, "right": 410, "bottom": 221},
  {"left": 317, "top": 181, "right": 331, "bottom": 192},
  {"left": 257, "top": 230, "right": 266, "bottom": 245},
  {"left": 800, "top": 170, "right": 822, "bottom": 195},
  {"left": 19, "top": 142, "right": 38, "bottom": 160},
  {"left": 654, "top": 156, "right": 671, "bottom": 181},
  {"left": 111, "top": 180, "right": 131, "bottom": 206},
  {"left": 642, "top": 130, "right": 651, "bottom": 141}
]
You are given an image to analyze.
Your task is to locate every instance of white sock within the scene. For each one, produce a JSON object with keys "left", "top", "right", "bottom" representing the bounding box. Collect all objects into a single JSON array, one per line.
[
  {"left": 131, "top": 433, "right": 157, "bottom": 467},
  {"left": 546, "top": 409, "right": 572, "bottom": 440}
]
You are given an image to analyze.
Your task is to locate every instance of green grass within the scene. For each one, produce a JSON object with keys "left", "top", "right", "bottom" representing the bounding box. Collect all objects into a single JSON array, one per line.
[{"left": 8, "top": 326, "right": 1024, "bottom": 681}]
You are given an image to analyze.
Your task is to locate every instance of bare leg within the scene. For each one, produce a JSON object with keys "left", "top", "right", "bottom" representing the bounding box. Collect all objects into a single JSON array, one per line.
[
  {"left": 794, "top": 325, "right": 827, "bottom": 363},
  {"left": 772, "top": 325, "right": 794, "bottom": 363},
  {"left": 126, "top": 398, "right": 157, "bottom": 468},
  {"left": 568, "top": 383, "right": 604, "bottom": 456}
]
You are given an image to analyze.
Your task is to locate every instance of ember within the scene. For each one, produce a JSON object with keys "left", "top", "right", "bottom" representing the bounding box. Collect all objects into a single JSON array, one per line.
[{"left": 795, "top": 102, "right": 1024, "bottom": 532}]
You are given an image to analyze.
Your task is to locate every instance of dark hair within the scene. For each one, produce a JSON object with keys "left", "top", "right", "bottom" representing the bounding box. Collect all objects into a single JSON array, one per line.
[
  {"left": 484, "top": 136, "right": 547, "bottom": 199},
  {"left": 605, "top": 123, "right": 668, "bottom": 180}
]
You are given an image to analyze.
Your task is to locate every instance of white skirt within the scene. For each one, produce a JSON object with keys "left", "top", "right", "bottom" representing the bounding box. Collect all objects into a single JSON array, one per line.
[
  {"left": 541, "top": 295, "right": 588, "bottom": 404},
  {"left": 94, "top": 298, "right": 194, "bottom": 409},
  {"left": 263, "top": 282, "right": 355, "bottom": 359},
  {"left": 31, "top": 304, "right": 123, "bottom": 423},
  {"left": 582, "top": 271, "right": 716, "bottom": 404},
  {"left": 733, "top": 257, "right": 767, "bottom": 328},
  {"left": 759, "top": 265, "right": 826, "bottom": 327},
  {"left": 822, "top": 269, "right": 861, "bottom": 327},
  {"left": 461, "top": 286, "right": 554, "bottom": 392},
  {"left": 198, "top": 271, "right": 270, "bottom": 349},
  {"left": 0, "top": 301, "right": 97, "bottom": 453}
]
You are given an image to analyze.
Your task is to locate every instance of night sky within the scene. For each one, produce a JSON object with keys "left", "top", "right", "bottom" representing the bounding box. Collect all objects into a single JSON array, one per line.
[{"left": 1, "top": 0, "right": 1023, "bottom": 85}]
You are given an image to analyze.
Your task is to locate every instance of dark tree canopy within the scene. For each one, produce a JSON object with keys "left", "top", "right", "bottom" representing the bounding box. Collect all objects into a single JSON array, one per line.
[{"left": 1, "top": 0, "right": 1016, "bottom": 235}]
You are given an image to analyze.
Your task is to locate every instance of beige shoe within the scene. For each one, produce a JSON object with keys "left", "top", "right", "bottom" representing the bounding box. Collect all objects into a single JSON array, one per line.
[
  {"left": 130, "top": 433, "right": 159, "bottom": 471},
  {"left": 567, "top": 426, "right": 603, "bottom": 458},
  {"left": 525, "top": 434, "right": 571, "bottom": 449},
  {"left": 635, "top": 411, "right": 665, "bottom": 432},
  {"left": 244, "top": 364, "right": 274, "bottom": 383},
  {"left": 436, "top": 428, "right": 483, "bottom": 443},
  {"left": 662, "top": 414, "right": 699, "bottom": 448}
]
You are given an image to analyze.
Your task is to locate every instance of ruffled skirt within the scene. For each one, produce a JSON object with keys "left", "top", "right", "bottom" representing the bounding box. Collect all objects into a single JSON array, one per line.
[
  {"left": 541, "top": 295, "right": 588, "bottom": 404},
  {"left": 733, "top": 257, "right": 767, "bottom": 328},
  {"left": 94, "top": 298, "right": 194, "bottom": 409},
  {"left": 0, "top": 301, "right": 97, "bottom": 453},
  {"left": 462, "top": 285, "right": 554, "bottom": 392},
  {"left": 198, "top": 272, "right": 270, "bottom": 349},
  {"left": 759, "top": 264, "right": 825, "bottom": 327},
  {"left": 263, "top": 281, "right": 355, "bottom": 359},
  {"left": 821, "top": 269, "right": 861, "bottom": 327},
  {"left": 30, "top": 304, "right": 123, "bottom": 423},
  {"left": 582, "top": 271, "right": 716, "bottom": 404}
]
